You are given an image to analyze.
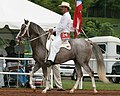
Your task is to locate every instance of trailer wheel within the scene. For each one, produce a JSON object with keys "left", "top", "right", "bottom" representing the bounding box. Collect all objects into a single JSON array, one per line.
[{"left": 111, "top": 72, "right": 120, "bottom": 83}]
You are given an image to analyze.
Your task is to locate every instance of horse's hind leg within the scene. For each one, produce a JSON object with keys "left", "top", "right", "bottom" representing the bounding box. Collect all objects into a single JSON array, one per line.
[
  {"left": 82, "top": 63, "right": 98, "bottom": 93},
  {"left": 70, "top": 61, "right": 83, "bottom": 93},
  {"left": 30, "top": 62, "right": 41, "bottom": 89}
]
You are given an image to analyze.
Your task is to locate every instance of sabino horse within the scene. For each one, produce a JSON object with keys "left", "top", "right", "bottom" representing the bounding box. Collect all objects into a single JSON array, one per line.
[{"left": 16, "top": 20, "right": 109, "bottom": 93}]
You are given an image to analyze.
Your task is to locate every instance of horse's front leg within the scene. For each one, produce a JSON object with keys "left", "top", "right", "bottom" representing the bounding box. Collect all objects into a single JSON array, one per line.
[
  {"left": 29, "top": 62, "right": 40, "bottom": 89},
  {"left": 29, "top": 70, "right": 36, "bottom": 89},
  {"left": 42, "top": 67, "right": 52, "bottom": 93}
]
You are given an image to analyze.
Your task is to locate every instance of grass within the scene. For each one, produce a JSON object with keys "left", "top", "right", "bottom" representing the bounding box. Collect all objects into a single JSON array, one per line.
[
  {"left": 83, "top": 17, "right": 120, "bottom": 24},
  {"left": 61, "top": 80, "right": 120, "bottom": 90}
]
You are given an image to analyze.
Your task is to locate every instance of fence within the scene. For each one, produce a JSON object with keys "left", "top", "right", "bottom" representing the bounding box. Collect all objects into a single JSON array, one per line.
[{"left": 0, "top": 57, "right": 120, "bottom": 89}]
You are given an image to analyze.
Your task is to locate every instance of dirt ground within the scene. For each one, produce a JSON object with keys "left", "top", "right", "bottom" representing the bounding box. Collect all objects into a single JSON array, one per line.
[{"left": 0, "top": 88, "right": 120, "bottom": 96}]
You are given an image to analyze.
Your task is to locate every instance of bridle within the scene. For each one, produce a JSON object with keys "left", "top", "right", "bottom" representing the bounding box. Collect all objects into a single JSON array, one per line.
[
  {"left": 16, "top": 21, "right": 51, "bottom": 62},
  {"left": 16, "top": 22, "right": 30, "bottom": 41},
  {"left": 16, "top": 21, "right": 49, "bottom": 42}
]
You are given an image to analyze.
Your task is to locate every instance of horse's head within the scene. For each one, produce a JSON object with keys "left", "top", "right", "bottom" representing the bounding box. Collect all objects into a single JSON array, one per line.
[
  {"left": 16, "top": 19, "right": 30, "bottom": 42},
  {"left": 16, "top": 19, "right": 47, "bottom": 43}
]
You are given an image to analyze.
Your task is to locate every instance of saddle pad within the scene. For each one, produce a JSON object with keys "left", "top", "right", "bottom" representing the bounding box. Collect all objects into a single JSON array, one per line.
[
  {"left": 60, "top": 40, "right": 71, "bottom": 50},
  {"left": 46, "top": 35, "right": 71, "bottom": 51}
]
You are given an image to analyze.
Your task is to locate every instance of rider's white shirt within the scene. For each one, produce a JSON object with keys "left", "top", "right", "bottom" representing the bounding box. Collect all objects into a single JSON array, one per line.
[
  {"left": 53, "top": 12, "right": 72, "bottom": 35},
  {"left": 48, "top": 11, "right": 72, "bottom": 62}
]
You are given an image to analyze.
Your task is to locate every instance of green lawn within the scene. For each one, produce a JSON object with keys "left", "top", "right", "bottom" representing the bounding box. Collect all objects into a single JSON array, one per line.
[
  {"left": 83, "top": 17, "right": 120, "bottom": 24},
  {"left": 62, "top": 80, "right": 120, "bottom": 90}
]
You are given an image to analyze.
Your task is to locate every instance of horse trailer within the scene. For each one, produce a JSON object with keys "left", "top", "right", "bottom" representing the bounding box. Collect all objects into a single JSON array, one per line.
[
  {"left": 88, "top": 36, "right": 120, "bottom": 83},
  {"left": 89, "top": 36, "right": 120, "bottom": 75}
]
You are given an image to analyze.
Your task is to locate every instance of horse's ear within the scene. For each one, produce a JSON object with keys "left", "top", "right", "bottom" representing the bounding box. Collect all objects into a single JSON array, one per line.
[{"left": 24, "top": 19, "right": 29, "bottom": 25}]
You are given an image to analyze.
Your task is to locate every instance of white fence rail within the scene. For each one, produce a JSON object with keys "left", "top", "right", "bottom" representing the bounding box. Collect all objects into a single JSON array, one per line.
[{"left": 0, "top": 57, "right": 120, "bottom": 88}]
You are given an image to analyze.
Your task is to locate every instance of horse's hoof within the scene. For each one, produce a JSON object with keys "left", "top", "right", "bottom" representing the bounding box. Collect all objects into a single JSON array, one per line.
[
  {"left": 70, "top": 90, "right": 74, "bottom": 93},
  {"left": 94, "top": 90, "right": 98, "bottom": 93},
  {"left": 30, "top": 84, "right": 36, "bottom": 89},
  {"left": 42, "top": 90, "right": 47, "bottom": 94},
  {"left": 33, "top": 89, "right": 36, "bottom": 92}
]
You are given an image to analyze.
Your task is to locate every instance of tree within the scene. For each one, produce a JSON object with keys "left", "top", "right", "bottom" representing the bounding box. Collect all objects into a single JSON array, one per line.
[
  {"left": 29, "top": 0, "right": 62, "bottom": 14},
  {"left": 29, "top": 0, "right": 96, "bottom": 18},
  {"left": 82, "top": 0, "right": 95, "bottom": 17},
  {"left": 92, "top": 0, "right": 120, "bottom": 18}
]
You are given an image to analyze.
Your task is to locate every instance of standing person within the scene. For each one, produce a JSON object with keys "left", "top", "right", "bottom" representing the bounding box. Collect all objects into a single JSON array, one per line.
[
  {"left": 0, "top": 45, "right": 7, "bottom": 88},
  {"left": 46, "top": 1, "right": 72, "bottom": 91},
  {"left": 52, "top": 64, "right": 63, "bottom": 91},
  {"left": 5, "top": 40, "right": 27, "bottom": 87},
  {"left": 5, "top": 40, "right": 17, "bottom": 63}
]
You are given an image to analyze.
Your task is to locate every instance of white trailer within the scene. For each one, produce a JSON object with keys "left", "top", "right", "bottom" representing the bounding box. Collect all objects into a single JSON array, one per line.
[{"left": 89, "top": 36, "right": 120, "bottom": 74}]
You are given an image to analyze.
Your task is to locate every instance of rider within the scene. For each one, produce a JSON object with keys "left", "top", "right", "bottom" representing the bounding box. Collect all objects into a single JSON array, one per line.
[{"left": 46, "top": 1, "right": 72, "bottom": 66}]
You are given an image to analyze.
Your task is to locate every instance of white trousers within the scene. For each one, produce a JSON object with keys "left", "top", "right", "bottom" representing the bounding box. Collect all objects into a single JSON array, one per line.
[
  {"left": 48, "top": 36, "right": 62, "bottom": 62},
  {"left": 0, "top": 60, "right": 4, "bottom": 87},
  {"left": 52, "top": 64, "right": 62, "bottom": 88}
]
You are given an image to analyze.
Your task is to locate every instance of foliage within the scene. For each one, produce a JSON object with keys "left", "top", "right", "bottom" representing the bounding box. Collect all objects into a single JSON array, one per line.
[
  {"left": 29, "top": 0, "right": 64, "bottom": 15},
  {"left": 98, "top": 22, "right": 114, "bottom": 36},
  {"left": 82, "top": 0, "right": 95, "bottom": 17},
  {"left": 0, "top": 38, "right": 10, "bottom": 47},
  {"left": 106, "top": 0, "right": 120, "bottom": 12},
  {"left": 83, "top": 20, "right": 99, "bottom": 37},
  {"left": 29, "top": 0, "right": 96, "bottom": 18},
  {"left": 93, "top": 0, "right": 120, "bottom": 18},
  {"left": 83, "top": 17, "right": 120, "bottom": 24},
  {"left": 29, "top": 0, "right": 120, "bottom": 18},
  {"left": 82, "top": 17, "right": 120, "bottom": 38},
  {"left": 83, "top": 19, "right": 115, "bottom": 38},
  {"left": 112, "top": 24, "right": 120, "bottom": 38}
]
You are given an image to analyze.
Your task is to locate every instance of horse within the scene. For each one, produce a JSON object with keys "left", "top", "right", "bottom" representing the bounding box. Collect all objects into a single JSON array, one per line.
[{"left": 16, "top": 20, "right": 109, "bottom": 93}]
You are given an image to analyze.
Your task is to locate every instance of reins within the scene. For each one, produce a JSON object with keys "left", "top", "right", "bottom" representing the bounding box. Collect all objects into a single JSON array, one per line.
[{"left": 30, "top": 32, "right": 49, "bottom": 42}]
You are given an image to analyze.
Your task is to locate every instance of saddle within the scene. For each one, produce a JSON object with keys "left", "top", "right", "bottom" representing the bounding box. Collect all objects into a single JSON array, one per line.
[{"left": 46, "top": 35, "right": 71, "bottom": 51}]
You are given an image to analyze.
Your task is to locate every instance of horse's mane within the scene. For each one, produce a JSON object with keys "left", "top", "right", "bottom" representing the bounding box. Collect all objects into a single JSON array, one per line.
[
  {"left": 30, "top": 22, "right": 45, "bottom": 34},
  {"left": 29, "top": 22, "right": 47, "bottom": 47}
]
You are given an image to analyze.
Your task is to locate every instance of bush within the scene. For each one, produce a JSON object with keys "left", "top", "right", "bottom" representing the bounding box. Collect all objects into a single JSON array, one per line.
[
  {"left": 98, "top": 22, "right": 114, "bottom": 36},
  {"left": 83, "top": 19, "right": 115, "bottom": 37}
]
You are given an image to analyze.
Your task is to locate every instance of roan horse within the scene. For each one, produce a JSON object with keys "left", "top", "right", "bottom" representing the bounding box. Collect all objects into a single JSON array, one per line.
[{"left": 16, "top": 20, "right": 109, "bottom": 93}]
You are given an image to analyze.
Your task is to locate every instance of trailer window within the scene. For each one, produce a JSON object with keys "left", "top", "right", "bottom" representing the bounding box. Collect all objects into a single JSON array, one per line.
[
  {"left": 116, "top": 45, "right": 120, "bottom": 54},
  {"left": 98, "top": 44, "right": 106, "bottom": 53}
]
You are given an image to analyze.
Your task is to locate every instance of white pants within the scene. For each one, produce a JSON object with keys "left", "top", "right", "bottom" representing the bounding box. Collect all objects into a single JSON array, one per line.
[
  {"left": 0, "top": 60, "right": 4, "bottom": 87},
  {"left": 53, "top": 64, "right": 62, "bottom": 88},
  {"left": 48, "top": 35, "right": 62, "bottom": 62}
]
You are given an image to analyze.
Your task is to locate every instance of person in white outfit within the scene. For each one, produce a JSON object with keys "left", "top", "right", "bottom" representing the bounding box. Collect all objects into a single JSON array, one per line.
[
  {"left": 0, "top": 45, "right": 7, "bottom": 88},
  {"left": 46, "top": 1, "right": 72, "bottom": 65},
  {"left": 45, "top": 1, "right": 72, "bottom": 91}
]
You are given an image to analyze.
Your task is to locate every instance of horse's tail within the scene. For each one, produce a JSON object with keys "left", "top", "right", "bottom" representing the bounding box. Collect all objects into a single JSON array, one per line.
[{"left": 92, "top": 43, "right": 110, "bottom": 83}]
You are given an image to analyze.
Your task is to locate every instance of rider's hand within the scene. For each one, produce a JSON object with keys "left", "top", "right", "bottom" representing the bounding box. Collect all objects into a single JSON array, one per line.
[{"left": 49, "top": 29, "right": 53, "bottom": 34}]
